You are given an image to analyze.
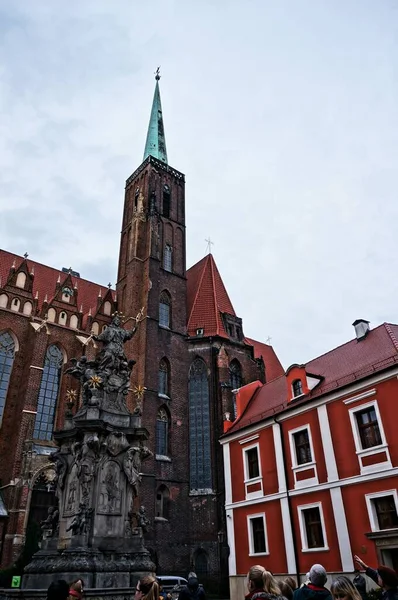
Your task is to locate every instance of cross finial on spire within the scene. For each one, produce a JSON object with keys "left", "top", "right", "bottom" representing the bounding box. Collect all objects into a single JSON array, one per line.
[
  {"left": 108, "top": 282, "right": 112, "bottom": 289},
  {"left": 24, "top": 252, "right": 29, "bottom": 259},
  {"left": 155, "top": 66, "right": 161, "bottom": 81},
  {"left": 266, "top": 336, "right": 272, "bottom": 345},
  {"left": 205, "top": 237, "right": 214, "bottom": 255}
]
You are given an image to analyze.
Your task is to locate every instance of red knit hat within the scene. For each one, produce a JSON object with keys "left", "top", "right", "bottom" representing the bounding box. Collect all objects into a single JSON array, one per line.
[{"left": 377, "top": 566, "right": 398, "bottom": 588}]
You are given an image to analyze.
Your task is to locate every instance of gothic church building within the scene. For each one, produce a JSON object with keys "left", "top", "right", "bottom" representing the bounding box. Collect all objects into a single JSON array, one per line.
[{"left": 0, "top": 76, "right": 283, "bottom": 582}]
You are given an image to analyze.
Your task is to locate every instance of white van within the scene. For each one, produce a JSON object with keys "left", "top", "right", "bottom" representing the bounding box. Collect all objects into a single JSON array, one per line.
[{"left": 157, "top": 576, "right": 188, "bottom": 595}]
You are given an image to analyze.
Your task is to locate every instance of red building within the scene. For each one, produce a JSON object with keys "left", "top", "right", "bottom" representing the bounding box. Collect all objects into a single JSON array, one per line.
[
  {"left": 0, "top": 76, "right": 283, "bottom": 585},
  {"left": 221, "top": 320, "right": 398, "bottom": 600}
]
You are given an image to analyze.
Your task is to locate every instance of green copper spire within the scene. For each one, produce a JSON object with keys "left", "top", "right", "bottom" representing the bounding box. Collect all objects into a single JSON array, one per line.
[{"left": 143, "top": 68, "right": 168, "bottom": 164}]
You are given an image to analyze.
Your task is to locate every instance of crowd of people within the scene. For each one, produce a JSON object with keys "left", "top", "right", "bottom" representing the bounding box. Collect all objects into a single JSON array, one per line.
[
  {"left": 44, "top": 558, "right": 398, "bottom": 600},
  {"left": 245, "top": 557, "right": 398, "bottom": 600}
]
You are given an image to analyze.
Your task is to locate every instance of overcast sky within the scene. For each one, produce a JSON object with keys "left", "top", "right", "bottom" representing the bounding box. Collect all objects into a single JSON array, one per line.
[{"left": 1, "top": 1, "right": 397, "bottom": 368}]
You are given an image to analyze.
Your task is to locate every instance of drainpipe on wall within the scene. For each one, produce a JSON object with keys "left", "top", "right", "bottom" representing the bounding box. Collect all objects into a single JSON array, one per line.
[{"left": 274, "top": 416, "right": 301, "bottom": 585}]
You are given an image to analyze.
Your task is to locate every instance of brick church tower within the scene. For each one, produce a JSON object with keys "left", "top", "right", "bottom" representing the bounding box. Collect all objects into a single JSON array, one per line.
[{"left": 116, "top": 72, "right": 192, "bottom": 574}]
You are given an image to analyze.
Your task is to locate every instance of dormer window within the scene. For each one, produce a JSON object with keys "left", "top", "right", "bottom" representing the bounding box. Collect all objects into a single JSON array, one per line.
[
  {"left": 196, "top": 328, "right": 204, "bottom": 336},
  {"left": 292, "top": 379, "right": 303, "bottom": 397}
]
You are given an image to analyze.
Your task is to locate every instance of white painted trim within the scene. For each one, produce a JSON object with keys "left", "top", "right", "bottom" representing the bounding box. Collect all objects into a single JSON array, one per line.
[
  {"left": 219, "top": 368, "right": 398, "bottom": 445},
  {"left": 330, "top": 487, "right": 353, "bottom": 571},
  {"left": 365, "top": 489, "right": 398, "bottom": 532},
  {"left": 280, "top": 496, "right": 297, "bottom": 574},
  {"left": 30, "top": 365, "right": 44, "bottom": 371},
  {"left": 226, "top": 508, "right": 236, "bottom": 575},
  {"left": 348, "top": 399, "right": 391, "bottom": 473},
  {"left": 22, "top": 409, "right": 37, "bottom": 414},
  {"left": 223, "top": 442, "right": 233, "bottom": 506},
  {"left": 297, "top": 501, "right": 328, "bottom": 552},
  {"left": 343, "top": 389, "right": 376, "bottom": 405},
  {"left": 239, "top": 434, "right": 259, "bottom": 445},
  {"left": 247, "top": 512, "right": 269, "bottom": 556},
  {"left": 242, "top": 442, "right": 263, "bottom": 499},
  {"left": 317, "top": 404, "right": 338, "bottom": 482},
  {"left": 225, "top": 466, "right": 398, "bottom": 510},
  {"left": 272, "top": 423, "right": 286, "bottom": 493}
]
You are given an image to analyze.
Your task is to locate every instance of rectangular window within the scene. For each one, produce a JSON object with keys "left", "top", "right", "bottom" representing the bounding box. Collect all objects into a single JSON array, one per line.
[
  {"left": 355, "top": 406, "right": 382, "bottom": 449},
  {"left": 248, "top": 514, "right": 268, "bottom": 555},
  {"left": 298, "top": 503, "right": 327, "bottom": 551},
  {"left": 245, "top": 446, "right": 260, "bottom": 480},
  {"left": 374, "top": 496, "right": 398, "bottom": 530},
  {"left": 293, "top": 429, "right": 312, "bottom": 465}
]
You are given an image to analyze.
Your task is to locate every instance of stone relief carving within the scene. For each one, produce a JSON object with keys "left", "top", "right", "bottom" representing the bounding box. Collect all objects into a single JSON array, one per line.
[
  {"left": 122, "top": 445, "right": 152, "bottom": 499},
  {"left": 98, "top": 461, "right": 122, "bottom": 515}
]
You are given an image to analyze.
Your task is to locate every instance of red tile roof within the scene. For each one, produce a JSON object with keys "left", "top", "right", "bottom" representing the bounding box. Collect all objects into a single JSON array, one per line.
[
  {"left": 0, "top": 249, "right": 113, "bottom": 322},
  {"left": 246, "top": 337, "right": 284, "bottom": 382},
  {"left": 186, "top": 254, "right": 236, "bottom": 338},
  {"left": 227, "top": 322, "right": 398, "bottom": 435}
]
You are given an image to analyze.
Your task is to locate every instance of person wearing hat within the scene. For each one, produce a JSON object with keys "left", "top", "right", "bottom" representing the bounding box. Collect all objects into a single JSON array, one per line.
[
  {"left": 293, "top": 564, "right": 331, "bottom": 600},
  {"left": 354, "top": 555, "right": 398, "bottom": 600}
]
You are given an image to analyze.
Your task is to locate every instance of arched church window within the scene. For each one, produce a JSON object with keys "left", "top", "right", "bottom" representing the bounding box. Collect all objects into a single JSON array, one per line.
[
  {"left": 16, "top": 272, "right": 26, "bottom": 289},
  {"left": 230, "top": 359, "right": 242, "bottom": 419},
  {"left": 158, "top": 358, "right": 170, "bottom": 397},
  {"left": 189, "top": 358, "right": 212, "bottom": 491},
  {"left": 163, "top": 185, "right": 171, "bottom": 218},
  {"left": 91, "top": 321, "right": 99, "bottom": 335},
  {"left": 0, "top": 294, "right": 8, "bottom": 308},
  {"left": 195, "top": 549, "right": 209, "bottom": 576},
  {"left": 159, "top": 291, "right": 171, "bottom": 328},
  {"left": 156, "top": 407, "right": 169, "bottom": 456},
  {"left": 23, "top": 301, "right": 33, "bottom": 316},
  {"left": 11, "top": 298, "right": 20, "bottom": 312},
  {"left": 0, "top": 331, "right": 16, "bottom": 423},
  {"left": 163, "top": 244, "right": 173, "bottom": 272},
  {"left": 33, "top": 345, "right": 64, "bottom": 441},
  {"left": 156, "top": 484, "right": 170, "bottom": 520}
]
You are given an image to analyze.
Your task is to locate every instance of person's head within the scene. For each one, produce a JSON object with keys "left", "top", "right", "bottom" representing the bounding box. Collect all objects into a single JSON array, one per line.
[
  {"left": 47, "top": 580, "right": 70, "bottom": 600},
  {"left": 377, "top": 566, "right": 398, "bottom": 590},
  {"left": 247, "top": 565, "right": 267, "bottom": 592},
  {"left": 263, "top": 571, "right": 281, "bottom": 596},
  {"left": 284, "top": 577, "right": 297, "bottom": 591},
  {"left": 331, "top": 576, "right": 362, "bottom": 600},
  {"left": 188, "top": 572, "right": 197, "bottom": 580},
  {"left": 309, "top": 564, "right": 328, "bottom": 588},
  {"left": 135, "top": 576, "right": 159, "bottom": 600},
  {"left": 68, "top": 579, "right": 84, "bottom": 600},
  {"left": 278, "top": 581, "right": 293, "bottom": 600}
]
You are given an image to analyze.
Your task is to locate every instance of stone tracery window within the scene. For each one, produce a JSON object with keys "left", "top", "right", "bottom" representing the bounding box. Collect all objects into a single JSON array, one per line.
[
  {"left": 159, "top": 291, "right": 171, "bottom": 328},
  {"left": 156, "top": 407, "right": 169, "bottom": 456},
  {"left": 158, "top": 358, "right": 170, "bottom": 396},
  {"left": 33, "top": 345, "right": 64, "bottom": 441},
  {"left": 163, "top": 244, "right": 172, "bottom": 272},
  {"left": 189, "top": 358, "right": 212, "bottom": 491},
  {"left": 0, "top": 331, "right": 16, "bottom": 423}
]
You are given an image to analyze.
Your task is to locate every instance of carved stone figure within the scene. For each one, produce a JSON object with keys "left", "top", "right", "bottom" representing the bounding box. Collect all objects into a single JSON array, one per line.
[
  {"left": 122, "top": 445, "right": 152, "bottom": 498},
  {"left": 65, "top": 356, "right": 99, "bottom": 406},
  {"left": 98, "top": 461, "right": 122, "bottom": 515},
  {"left": 50, "top": 450, "right": 68, "bottom": 501},
  {"left": 76, "top": 434, "right": 100, "bottom": 502},
  {"left": 67, "top": 502, "right": 93, "bottom": 536},
  {"left": 93, "top": 315, "right": 137, "bottom": 375},
  {"left": 136, "top": 505, "right": 150, "bottom": 533},
  {"left": 41, "top": 506, "right": 59, "bottom": 536},
  {"left": 106, "top": 431, "right": 129, "bottom": 457}
]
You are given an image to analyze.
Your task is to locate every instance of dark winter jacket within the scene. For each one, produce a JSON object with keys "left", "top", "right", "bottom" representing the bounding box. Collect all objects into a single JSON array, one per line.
[
  {"left": 353, "top": 574, "right": 367, "bottom": 600},
  {"left": 246, "top": 592, "right": 286, "bottom": 600},
  {"left": 178, "top": 578, "right": 206, "bottom": 600},
  {"left": 365, "top": 568, "right": 398, "bottom": 600},
  {"left": 293, "top": 583, "right": 332, "bottom": 600}
]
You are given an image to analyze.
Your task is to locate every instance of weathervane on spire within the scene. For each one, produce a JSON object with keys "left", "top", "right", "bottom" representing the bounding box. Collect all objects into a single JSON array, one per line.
[{"left": 155, "top": 66, "right": 161, "bottom": 81}]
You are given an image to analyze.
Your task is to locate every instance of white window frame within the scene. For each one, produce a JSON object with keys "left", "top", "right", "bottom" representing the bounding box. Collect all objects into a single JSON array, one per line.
[
  {"left": 365, "top": 489, "right": 398, "bottom": 532},
  {"left": 247, "top": 512, "right": 269, "bottom": 556},
  {"left": 288, "top": 424, "right": 318, "bottom": 488},
  {"left": 298, "top": 502, "right": 329, "bottom": 552},
  {"left": 349, "top": 400, "right": 391, "bottom": 474},
  {"left": 242, "top": 442, "right": 263, "bottom": 499},
  {"left": 291, "top": 379, "right": 304, "bottom": 399}
]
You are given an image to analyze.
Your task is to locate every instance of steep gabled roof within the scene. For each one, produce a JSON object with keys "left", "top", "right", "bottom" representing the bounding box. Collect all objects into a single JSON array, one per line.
[
  {"left": 245, "top": 337, "right": 284, "bottom": 382},
  {"left": 0, "top": 250, "right": 113, "bottom": 324},
  {"left": 186, "top": 254, "right": 236, "bottom": 338},
  {"left": 226, "top": 322, "right": 398, "bottom": 435}
]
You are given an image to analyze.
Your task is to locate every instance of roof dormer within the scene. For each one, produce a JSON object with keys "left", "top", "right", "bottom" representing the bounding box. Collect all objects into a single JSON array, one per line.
[{"left": 286, "top": 364, "right": 322, "bottom": 402}]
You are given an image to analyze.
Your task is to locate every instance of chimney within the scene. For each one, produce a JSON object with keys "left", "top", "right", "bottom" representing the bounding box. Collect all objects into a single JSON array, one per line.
[{"left": 353, "top": 319, "right": 370, "bottom": 341}]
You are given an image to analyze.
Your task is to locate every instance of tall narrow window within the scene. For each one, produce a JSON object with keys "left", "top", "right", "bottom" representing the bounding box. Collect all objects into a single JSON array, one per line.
[
  {"left": 245, "top": 446, "right": 260, "bottom": 480},
  {"left": 189, "top": 359, "right": 212, "bottom": 491},
  {"left": 293, "top": 429, "right": 312, "bottom": 465},
  {"left": 301, "top": 505, "right": 325, "bottom": 549},
  {"left": 248, "top": 514, "right": 267, "bottom": 555},
  {"left": 373, "top": 496, "right": 398, "bottom": 530},
  {"left": 0, "top": 331, "right": 16, "bottom": 423},
  {"left": 33, "top": 345, "right": 63, "bottom": 441},
  {"left": 158, "top": 358, "right": 170, "bottom": 396},
  {"left": 292, "top": 379, "right": 303, "bottom": 397},
  {"left": 355, "top": 407, "right": 382, "bottom": 449},
  {"left": 159, "top": 291, "right": 171, "bottom": 328},
  {"left": 156, "top": 407, "right": 169, "bottom": 456},
  {"left": 163, "top": 244, "right": 173, "bottom": 272},
  {"left": 163, "top": 185, "right": 171, "bottom": 218},
  {"left": 156, "top": 484, "right": 170, "bottom": 519},
  {"left": 230, "top": 359, "right": 242, "bottom": 390},
  {"left": 195, "top": 550, "right": 209, "bottom": 576}
]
